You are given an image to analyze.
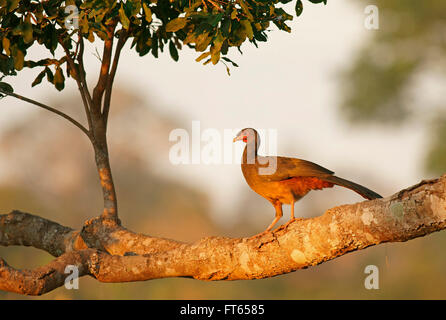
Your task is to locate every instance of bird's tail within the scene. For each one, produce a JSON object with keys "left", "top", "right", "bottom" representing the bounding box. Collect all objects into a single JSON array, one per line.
[{"left": 323, "top": 175, "right": 382, "bottom": 200}]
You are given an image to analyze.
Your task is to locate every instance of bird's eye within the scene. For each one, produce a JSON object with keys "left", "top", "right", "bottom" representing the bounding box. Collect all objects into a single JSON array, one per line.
[{"left": 243, "top": 136, "right": 248, "bottom": 142}]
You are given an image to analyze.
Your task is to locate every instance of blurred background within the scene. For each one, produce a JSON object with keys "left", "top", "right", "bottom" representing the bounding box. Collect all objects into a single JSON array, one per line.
[{"left": 1, "top": 0, "right": 446, "bottom": 299}]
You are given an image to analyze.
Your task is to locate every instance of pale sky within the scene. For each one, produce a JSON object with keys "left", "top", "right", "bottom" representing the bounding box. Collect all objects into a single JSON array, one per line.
[{"left": 0, "top": 1, "right": 429, "bottom": 225}]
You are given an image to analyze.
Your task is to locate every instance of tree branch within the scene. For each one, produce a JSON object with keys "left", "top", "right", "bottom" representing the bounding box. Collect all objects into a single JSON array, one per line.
[
  {"left": 1, "top": 175, "right": 446, "bottom": 295},
  {"left": 92, "top": 25, "right": 116, "bottom": 113},
  {"left": 102, "top": 29, "right": 128, "bottom": 128},
  {"left": 0, "top": 249, "right": 94, "bottom": 295},
  {"left": 0, "top": 211, "right": 87, "bottom": 256},
  {"left": 0, "top": 90, "right": 90, "bottom": 138},
  {"left": 77, "top": 34, "right": 93, "bottom": 113},
  {"left": 60, "top": 36, "right": 93, "bottom": 132}
]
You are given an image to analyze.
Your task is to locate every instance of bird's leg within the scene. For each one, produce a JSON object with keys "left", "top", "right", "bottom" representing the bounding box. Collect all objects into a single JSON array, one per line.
[
  {"left": 265, "top": 202, "right": 283, "bottom": 232},
  {"left": 249, "top": 201, "right": 282, "bottom": 239},
  {"left": 284, "top": 201, "right": 298, "bottom": 228}
]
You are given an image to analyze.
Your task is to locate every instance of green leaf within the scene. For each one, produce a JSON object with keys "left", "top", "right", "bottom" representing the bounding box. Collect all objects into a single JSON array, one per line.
[
  {"left": 195, "top": 51, "right": 210, "bottom": 62},
  {"left": 213, "top": 31, "right": 225, "bottom": 51},
  {"left": 0, "top": 82, "right": 13, "bottom": 94},
  {"left": 32, "top": 69, "right": 47, "bottom": 87},
  {"left": 53, "top": 67, "right": 65, "bottom": 91},
  {"left": 43, "top": 24, "right": 58, "bottom": 54},
  {"left": 210, "top": 31, "right": 224, "bottom": 64},
  {"left": 125, "top": 0, "right": 141, "bottom": 17},
  {"left": 119, "top": 3, "right": 130, "bottom": 30},
  {"left": 80, "top": 15, "right": 89, "bottom": 34},
  {"left": 195, "top": 32, "right": 212, "bottom": 52},
  {"left": 5, "top": 0, "right": 19, "bottom": 12},
  {"left": 210, "top": 48, "right": 220, "bottom": 65},
  {"left": 12, "top": 48, "right": 24, "bottom": 70},
  {"left": 240, "top": 20, "right": 253, "bottom": 40},
  {"left": 23, "top": 16, "right": 34, "bottom": 44},
  {"left": 254, "top": 30, "right": 267, "bottom": 42},
  {"left": 207, "top": 13, "right": 223, "bottom": 27},
  {"left": 169, "top": 40, "right": 179, "bottom": 62},
  {"left": 2, "top": 38, "right": 10, "bottom": 55},
  {"left": 238, "top": 0, "right": 254, "bottom": 21},
  {"left": 143, "top": 3, "right": 152, "bottom": 23},
  {"left": 12, "top": 18, "right": 34, "bottom": 44},
  {"left": 166, "top": 18, "right": 188, "bottom": 33},
  {"left": 0, "top": 54, "right": 15, "bottom": 76},
  {"left": 45, "top": 67, "right": 54, "bottom": 83},
  {"left": 295, "top": 0, "right": 303, "bottom": 17},
  {"left": 230, "top": 8, "right": 237, "bottom": 20},
  {"left": 220, "top": 39, "right": 229, "bottom": 55},
  {"left": 221, "top": 19, "right": 231, "bottom": 37},
  {"left": 87, "top": 30, "right": 95, "bottom": 42},
  {"left": 222, "top": 57, "right": 239, "bottom": 67},
  {"left": 151, "top": 33, "right": 158, "bottom": 58}
]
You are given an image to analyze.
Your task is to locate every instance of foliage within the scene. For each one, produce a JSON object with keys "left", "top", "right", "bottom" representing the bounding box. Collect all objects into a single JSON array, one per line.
[
  {"left": 340, "top": 0, "right": 446, "bottom": 174},
  {"left": 0, "top": 0, "right": 327, "bottom": 90},
  {"left": 425, "top": 115, "right": 446, "bottom": 175}
]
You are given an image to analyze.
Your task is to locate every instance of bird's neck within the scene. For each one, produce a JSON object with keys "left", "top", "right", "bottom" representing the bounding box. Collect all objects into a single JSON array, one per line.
[{"left": 242, "top": 139, "right": 260, "bottom": 164}]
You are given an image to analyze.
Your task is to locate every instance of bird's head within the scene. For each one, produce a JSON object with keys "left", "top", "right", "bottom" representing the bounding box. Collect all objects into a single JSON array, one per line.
[{"left": 233, "top": 128, "right": 259, "bottom": 144}]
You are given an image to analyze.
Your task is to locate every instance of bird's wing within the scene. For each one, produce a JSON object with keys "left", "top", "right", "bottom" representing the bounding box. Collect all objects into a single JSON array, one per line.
[{"left": 257, "top": 156, "right": 334, "bottom": 181}]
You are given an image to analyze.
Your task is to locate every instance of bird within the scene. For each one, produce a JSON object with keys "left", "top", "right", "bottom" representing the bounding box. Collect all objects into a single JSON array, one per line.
[{"left": 233, "top": 128, "right": 382, "bottom": 234}]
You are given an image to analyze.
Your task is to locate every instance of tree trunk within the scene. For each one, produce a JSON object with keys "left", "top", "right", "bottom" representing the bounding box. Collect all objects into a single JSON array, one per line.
[
  {"left": 94, "top": 143, "right": 118, "bottom": 222},
  {"left": 91, "top": 114, "right": 119, "bottom": 223}
]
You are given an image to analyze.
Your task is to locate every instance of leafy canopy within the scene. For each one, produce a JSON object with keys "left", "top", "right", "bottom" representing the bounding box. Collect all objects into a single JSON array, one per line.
[
  {"left": 339, "top": 0, "right": 446, "bottom": 175},
  {"left": 0, "top": 0, "right": 326, "bottom": 91}
]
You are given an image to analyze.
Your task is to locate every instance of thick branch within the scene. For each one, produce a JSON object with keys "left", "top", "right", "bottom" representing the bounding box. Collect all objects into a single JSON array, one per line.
[
  {"left": 0, "top": 211, "right": 182, "bottom": 257},
  {"left": 0, "top": 211, "right": 87, "bottom": 256},
  {"left": 1, "top": 175, "right": 446, "bottom": 295},
  {"left": 0, "top": 248, "right": 185, "bottom": 295},
  {"left": 80, "top": 216, "right": 184, "bottom": 255},
  {"left": 0, "top": 249, "right": 94, "bottom": 295}
]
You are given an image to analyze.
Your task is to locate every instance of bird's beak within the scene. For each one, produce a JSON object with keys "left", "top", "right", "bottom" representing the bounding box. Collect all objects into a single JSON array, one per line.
[{"left": 233, "top": 136, "right": 241, "bottom": 143}]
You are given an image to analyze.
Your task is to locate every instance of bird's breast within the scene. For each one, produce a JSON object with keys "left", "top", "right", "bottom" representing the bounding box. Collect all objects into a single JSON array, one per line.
[{"left": 241, "top": 164, "right": 296, "bottom": 204}]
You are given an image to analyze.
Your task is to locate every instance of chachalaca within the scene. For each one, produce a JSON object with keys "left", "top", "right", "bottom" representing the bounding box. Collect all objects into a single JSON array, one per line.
[{"left": 233, "top": 128, "right": 382, "bottom": 233}]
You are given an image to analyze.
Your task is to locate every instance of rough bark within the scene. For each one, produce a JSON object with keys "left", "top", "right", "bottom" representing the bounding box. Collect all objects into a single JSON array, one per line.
[
  {"left": 93, "top": 141, "right": 119, "bottom": 222},
  {"left": 1, "top": 175, "right": 445, "bottom": 295}
]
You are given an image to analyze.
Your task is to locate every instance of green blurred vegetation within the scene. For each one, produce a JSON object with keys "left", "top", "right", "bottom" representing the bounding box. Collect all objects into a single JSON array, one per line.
[{"left": 341, "top": 0, "right": 446, "bottom": 175}]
